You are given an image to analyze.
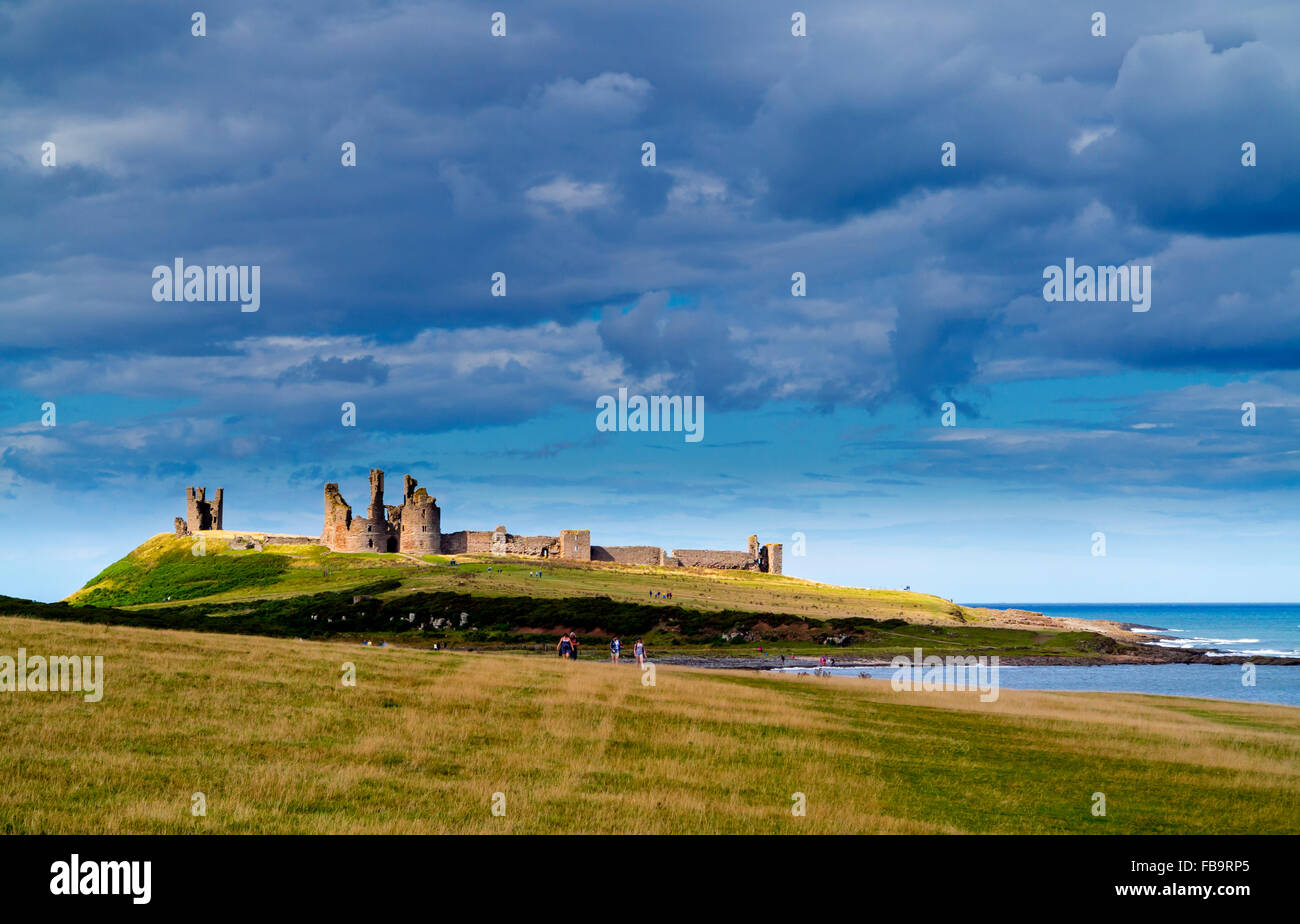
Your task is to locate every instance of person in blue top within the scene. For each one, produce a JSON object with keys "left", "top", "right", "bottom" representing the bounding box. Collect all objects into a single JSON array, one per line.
[{"left": 610, "top": 637, "right": 621, "bottom": 663}]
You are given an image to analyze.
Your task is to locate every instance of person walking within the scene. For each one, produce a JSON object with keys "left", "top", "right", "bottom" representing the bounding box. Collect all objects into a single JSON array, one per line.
[
  {"left": 610, "top": 636, "right": 621, "bottom": 663},
  {"left": 570, "top": 632, "right": 580, "bottom": 662},
  {"left": 558, "top": 633, "right": 573, "bottom": 660},
  {"left": 634, "top": 638, "right": 645, "bottom": 668}
]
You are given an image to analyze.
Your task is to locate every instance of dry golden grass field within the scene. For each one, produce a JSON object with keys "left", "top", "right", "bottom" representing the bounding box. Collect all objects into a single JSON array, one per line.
[{"left": 2, "top": 615, "right": 1298, "bottom": 834}]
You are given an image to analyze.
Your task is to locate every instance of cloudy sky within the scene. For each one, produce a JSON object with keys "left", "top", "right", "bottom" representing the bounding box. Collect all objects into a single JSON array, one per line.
[{"left": 2, "top": 0, "right": 1298, "bottom": 603}]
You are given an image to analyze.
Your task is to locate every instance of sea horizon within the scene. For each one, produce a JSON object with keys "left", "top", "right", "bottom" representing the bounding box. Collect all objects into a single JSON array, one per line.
[{"left": 968, "top": 602, "right": 1300, "bottom": 662}]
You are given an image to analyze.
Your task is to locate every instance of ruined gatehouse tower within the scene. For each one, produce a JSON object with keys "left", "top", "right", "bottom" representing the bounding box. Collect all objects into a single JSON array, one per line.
[
  {"left": 322, "top": 468, "right": 441, "bottom": 554},
  {"left": 387, "top": 474, "right": 441, "bottom": 554},
  {"left": 317, "top": 467, "right": 781, "bottom": 572},
  {"left": 322, "top": 468, "right": 395, "bottom": 552}
]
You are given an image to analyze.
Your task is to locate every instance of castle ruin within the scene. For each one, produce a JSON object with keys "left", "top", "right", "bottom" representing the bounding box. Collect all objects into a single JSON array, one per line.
[
  {"left": 318, "top": 468, "right": 781, "bottom": 573},
  {"left": 168, "top": 472, "right": 782, "bottom": 573},
  {"left": 174, "top": 486, "right": 223, "bottom": 536}
]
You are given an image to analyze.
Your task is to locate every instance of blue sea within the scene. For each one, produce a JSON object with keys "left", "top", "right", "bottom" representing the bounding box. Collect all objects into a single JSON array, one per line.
[
  {"left": 975, "top": 602, "right": 1300, "bottom": 660},
  {"left": 782, "top": 663, "right": 1300, "bottom": 706},
  {"left": 784, "top": 604, "right": 1300, "bottom": 706}
]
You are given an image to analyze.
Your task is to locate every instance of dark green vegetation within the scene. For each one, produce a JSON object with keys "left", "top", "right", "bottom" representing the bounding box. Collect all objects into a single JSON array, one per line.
[{"left": 8, "top": 584, "right": 1130, "bottom": 661}]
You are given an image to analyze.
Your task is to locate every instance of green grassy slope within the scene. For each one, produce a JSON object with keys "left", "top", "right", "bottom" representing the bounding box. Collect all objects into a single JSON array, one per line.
[
  {"left": 44, "top": 534, "right": 1160, "bottom": 662},
  {"left": 69, "top": 533, "right": 979, "bottom": 622}
]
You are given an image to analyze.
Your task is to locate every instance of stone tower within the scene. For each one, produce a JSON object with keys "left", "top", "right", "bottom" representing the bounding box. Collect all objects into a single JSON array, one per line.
[
  {"left": 321, "top": 472, "right": 392, "bottom": 552},
  {"left": 185, "top": 487, "right": 223, "bottom": 532},
  {"left": 396, "top": 475, "right": 441, "bottom": 554},
  {"left": 762, "top": 543, "right": 783, "bottom": 575},
  {"left": 367, "top": 469, "right": 385, "bottom": 522},
  {"left": 559, "top": 529, "right": 590, "bottom": 561}
]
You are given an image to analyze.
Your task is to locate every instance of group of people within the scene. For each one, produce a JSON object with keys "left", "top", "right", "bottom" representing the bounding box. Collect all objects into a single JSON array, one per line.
[
  {"left": 557, "top": 632, "right": 646, "bottom": 666},
  {"left": 647, "top": 590, "right": 673, "bottom": 600}
]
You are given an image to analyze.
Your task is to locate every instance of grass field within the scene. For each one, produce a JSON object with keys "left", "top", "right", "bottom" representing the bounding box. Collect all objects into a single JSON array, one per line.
[{"left": 2, "top": 615, "right": 1297, "bottom": 834}]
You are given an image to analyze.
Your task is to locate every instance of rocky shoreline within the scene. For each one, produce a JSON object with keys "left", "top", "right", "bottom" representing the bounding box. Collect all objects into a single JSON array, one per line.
[{"left": 652, "top": 647, "right": 1300, "bottom": 670}]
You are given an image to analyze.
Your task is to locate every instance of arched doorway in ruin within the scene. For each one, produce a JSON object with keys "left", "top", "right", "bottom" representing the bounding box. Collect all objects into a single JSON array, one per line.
[{"left": 386, "top": 537, "right": 397, "bottom": 553}]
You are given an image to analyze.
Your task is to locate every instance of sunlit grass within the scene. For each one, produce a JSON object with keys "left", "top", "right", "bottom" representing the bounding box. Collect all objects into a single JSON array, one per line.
[
  {"left": 68, "top": 534, "right": 973, "bottom": 626},
  {"left": 1, "top": 615, "right": 1296, "bottom": 834}
]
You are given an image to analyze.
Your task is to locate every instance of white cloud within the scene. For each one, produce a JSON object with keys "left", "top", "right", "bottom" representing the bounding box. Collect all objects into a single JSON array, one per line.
[
  {"left": 1069, "top": 125, "right": 1116, "bottom": 154},
  {"left": 525, "top": 176, "right": 614, "bottom": 212}
]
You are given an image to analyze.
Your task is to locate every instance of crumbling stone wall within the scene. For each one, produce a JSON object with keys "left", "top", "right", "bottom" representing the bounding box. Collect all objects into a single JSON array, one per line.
[
  {"left": 440, "top": 530, "right": 494, "bottom": 555},
  {"left": 488, "top": 526, "right": 560, "bottom": 557},
  {"left": 185, "top": 486, "right": 223, "bottom": 532},
  {"left": 672, "top": 549, "right": 762, "bottom": 571},
  {"left": 509, "top": 534, "right": 561, "bottom": 557},
  {"left": 591, "top": 545, "right": 665, "bottom": 566},
  {"left": 670, "top": 536, "right": 782, "bottom": 573},
  {"left": 174, "top": 517, "right": 189, "bottom": 537}
]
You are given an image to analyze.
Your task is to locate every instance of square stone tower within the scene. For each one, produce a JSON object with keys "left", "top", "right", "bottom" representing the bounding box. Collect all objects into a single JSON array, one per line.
[
  {"left": 185, "top": 487, "right": 223, "bottom": 532},
  {"left": 559, "top": 529, "right": 590, "bottom": 561}
]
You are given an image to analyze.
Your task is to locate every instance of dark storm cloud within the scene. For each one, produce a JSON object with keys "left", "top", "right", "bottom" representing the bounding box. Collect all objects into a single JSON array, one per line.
[
  {"left": 1, "top": 0, "right": 1298, "bottom": 487},
  {"left": 276, "top": 355, "right": 390, "bottom": 386}
]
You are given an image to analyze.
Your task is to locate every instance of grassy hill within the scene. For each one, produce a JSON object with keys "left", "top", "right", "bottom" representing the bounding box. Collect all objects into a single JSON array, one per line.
[
  {"left": 68, "top": 533, "right": 973, "bottom": 621},
  {"left": 42, "top": 533, "right": 1159, "bottom": 662},
  {"left": 1, "top": 615, "right": 1296, "bottom": 834}
]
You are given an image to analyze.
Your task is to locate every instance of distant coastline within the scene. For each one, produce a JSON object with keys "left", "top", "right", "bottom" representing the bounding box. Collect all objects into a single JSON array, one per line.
[{"left": 970, "top": 602, "right": 1300, "bottom": 663}]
